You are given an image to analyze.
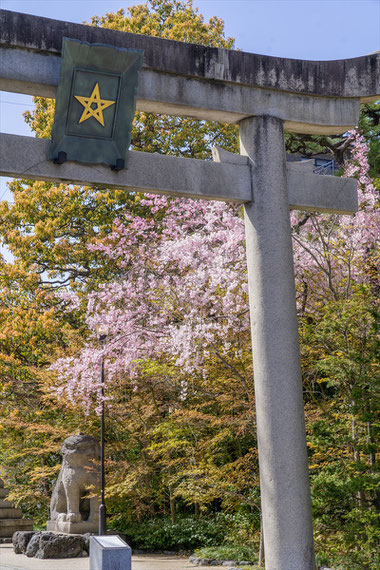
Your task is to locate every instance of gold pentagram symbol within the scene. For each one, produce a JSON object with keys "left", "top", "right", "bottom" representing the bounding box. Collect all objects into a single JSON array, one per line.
[{"left": 74, "top": 83, "right": 116, "bottom": 127}]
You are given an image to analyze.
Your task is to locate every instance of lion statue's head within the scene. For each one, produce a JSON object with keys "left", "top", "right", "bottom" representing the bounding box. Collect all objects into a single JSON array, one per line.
[{"left": 61, "top": 434, "right": 100, "bottom": 468}]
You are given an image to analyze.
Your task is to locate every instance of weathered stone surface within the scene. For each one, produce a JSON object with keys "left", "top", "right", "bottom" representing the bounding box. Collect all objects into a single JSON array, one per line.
[
  {"left": 0, "top": 507, "right": 23, "bottom": 518},
  {"left": 0, "top": 134, "right": 358, "bottom": 214},
  {"left": 25, "top": 532, "right": 42, "bottom": 557},
  {"left": 83, "top": 532, "right": 92, "bottom": 553},
  {"left": 0, "top": 46, "right": 361, "bottom": 134},
  {"left": 0, "top": 480, "right": 34, "bottom": 538},
  {"left": 0, "top": 9, "right": 378, "bottom": 99},
  {"left": 47, "top": 434, "right": 100, "bottom": 535},
  {"left": 0, "top": 518, "right": 34, "bottom": 538},
  {"left": 46, "top": 520, "right": 99, "bottom": 534},
  {"left": 12, "top": 530, "right": 35, "bottom": 554},
  {"left": 35, "top": 532, "right": 86, "bottom": 559},
  {"left": 240, "top": 117, "right": 315, "bottom": 569},
  {"left": 18, "top": 531, "right": 87, "bottom": 559},
  {"left": 0, "top": 499, "right": 13, "bottom": 509},
  {"left": 0, "top": 134, "right": 251, "bottom": 205},
  {"left": 1, "top": 11, "right": 380, "bottom": 133}
]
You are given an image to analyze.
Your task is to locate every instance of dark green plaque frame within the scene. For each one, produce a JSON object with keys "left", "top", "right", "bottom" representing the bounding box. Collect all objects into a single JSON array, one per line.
[{"left": 49, "top": 37, "right": 143, "bottom": 169}]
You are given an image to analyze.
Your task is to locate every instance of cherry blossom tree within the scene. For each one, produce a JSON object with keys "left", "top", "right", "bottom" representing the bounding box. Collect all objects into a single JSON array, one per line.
[
  {"left": 51, "top": 195, "right": 257, "bottom": 518},
  {"left": 52, "top": 196, "right": 251, "bottom": 413},
  {"left": 292, "top": 129, "right": 379, "bottom": 312}
]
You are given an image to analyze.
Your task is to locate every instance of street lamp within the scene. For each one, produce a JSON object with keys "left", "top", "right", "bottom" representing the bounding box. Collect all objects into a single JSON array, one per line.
[{"left": 96, "top": 323, "right": 109, "bottom": 536}]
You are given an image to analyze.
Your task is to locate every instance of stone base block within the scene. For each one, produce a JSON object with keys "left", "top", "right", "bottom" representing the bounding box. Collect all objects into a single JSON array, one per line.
[
  {"left": 13, "top": 530, "right": 36, "bottom": 553},
  {"left": 47, "top": 520, "right": 99, "bottom": 534},
  {"left": 0, "top": 508, "right": 23, "bottom": 518},
  {"left": 0, "top": 518, "right": 34, "bottom": 537},
  {"left": 90, "top": 535, "right": 131, "bottom": 570},
  {"left": 13, "top": 531, "right": 89, "bottom": 559},
  {"left": 0, "top": 500, "right": 13, "bottom": 508}
]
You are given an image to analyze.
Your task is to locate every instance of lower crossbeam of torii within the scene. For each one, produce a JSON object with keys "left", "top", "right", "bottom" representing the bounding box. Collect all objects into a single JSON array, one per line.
[{"left": 0, "top": 9, "right": 379, "bottom": 570}]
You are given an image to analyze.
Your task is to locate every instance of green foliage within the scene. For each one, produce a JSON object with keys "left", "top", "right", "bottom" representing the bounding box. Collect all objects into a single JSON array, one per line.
[
  {"left": 111, "top": 512, "right": 258, "bottom": 552},
  {"left": 194, "top": 544, "right": 257, "bottom": 563},
  {"left": 112, "top": 514, "right": 227, "bottom": 550},
  {"left": 359, "top": 101, "right": 380, "bottom": 178},
  {"left": 301, "top": 285, "right": 380, "bottom": 569}
]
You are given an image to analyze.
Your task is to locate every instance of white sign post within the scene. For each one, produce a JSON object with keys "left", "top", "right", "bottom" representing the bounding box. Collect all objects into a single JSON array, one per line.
[{"left": 90, "top": 535, "right": 131, "bottom": 570}]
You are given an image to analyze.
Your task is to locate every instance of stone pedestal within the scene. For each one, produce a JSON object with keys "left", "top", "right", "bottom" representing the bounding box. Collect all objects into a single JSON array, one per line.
[
  {"left": 13, "top": 530, "right": 89, "bottom": 558},
  {"left": 46, "top": 520, "right": 99, "bottom": 534},
  {"left": 90, "top": 535, "right": 131, "bottom": 570},
  {"left": 0, "top": 478, "right": 34, "bottom": 538}
]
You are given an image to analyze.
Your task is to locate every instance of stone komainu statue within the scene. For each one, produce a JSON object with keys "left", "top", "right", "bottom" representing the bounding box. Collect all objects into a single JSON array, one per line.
[{"left": 47, "top": 434, "right": 100, "bottom": 534}]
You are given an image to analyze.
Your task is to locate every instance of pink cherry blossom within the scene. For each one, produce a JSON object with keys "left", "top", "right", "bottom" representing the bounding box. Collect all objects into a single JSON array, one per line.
[{"left": 52, "top": 132, "right": 378, "bottom": 412}]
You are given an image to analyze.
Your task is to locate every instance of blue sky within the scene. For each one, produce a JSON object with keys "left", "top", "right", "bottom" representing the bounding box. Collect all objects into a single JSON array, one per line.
[{"left": 1, "top": 0, "right": 380, "bottom": 202}]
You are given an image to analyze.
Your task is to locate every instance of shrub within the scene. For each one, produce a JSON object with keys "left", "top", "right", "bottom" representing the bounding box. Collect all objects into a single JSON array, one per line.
[
  {"left": 110, "top": 512, "right": 258, "bottom": 551},
  {"left": 194, "top": 544, "right": 258, "bottom": 563}
]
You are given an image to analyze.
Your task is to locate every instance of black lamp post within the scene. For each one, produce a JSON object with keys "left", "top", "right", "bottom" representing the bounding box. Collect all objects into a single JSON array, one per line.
[{"left": 96, "top": 323, "right": 109, "bottom": 536}]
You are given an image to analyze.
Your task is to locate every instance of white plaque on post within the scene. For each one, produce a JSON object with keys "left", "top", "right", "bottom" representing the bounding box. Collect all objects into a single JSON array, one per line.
[{"left": 90, "top": 535, "right": 131, "bottom": 570}]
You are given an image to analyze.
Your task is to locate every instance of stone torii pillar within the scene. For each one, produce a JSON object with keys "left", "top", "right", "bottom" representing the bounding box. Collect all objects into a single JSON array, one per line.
[{"left": 241, "top": 116, "right": 314, "bottom": 568}]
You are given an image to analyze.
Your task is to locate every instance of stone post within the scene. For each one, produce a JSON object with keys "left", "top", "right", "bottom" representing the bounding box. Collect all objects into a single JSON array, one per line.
[{"left": 239, "top": 115, "right": 315, "bottom": 569}]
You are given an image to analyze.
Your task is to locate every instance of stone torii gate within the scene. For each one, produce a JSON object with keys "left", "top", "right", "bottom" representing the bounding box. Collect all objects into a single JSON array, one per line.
[{"left": 1, "top": 10, "right": 379, "bottom": 569}]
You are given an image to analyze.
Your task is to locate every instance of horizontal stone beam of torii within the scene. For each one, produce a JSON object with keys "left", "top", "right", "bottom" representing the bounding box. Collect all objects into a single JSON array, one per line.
[
  {"left": 0, "top": 10, "right": 379, "bottom": 134},
  {"left": 0, "top": 133, "right": 358, "bottom": 214},
  {"left": 1, "top": 9, "right": 379, "bottom": 570}
]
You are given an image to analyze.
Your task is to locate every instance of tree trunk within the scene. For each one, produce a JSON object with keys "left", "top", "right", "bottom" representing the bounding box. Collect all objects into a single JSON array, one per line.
[
  {"left": 367, "top": 419, "right": 380, "bottom": 510},
  {"left": 352, "top": 413, "right": 365, "bottom": 506},
  {"left": 169, "top": 484, "right": 176, "bottom": 523}
]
